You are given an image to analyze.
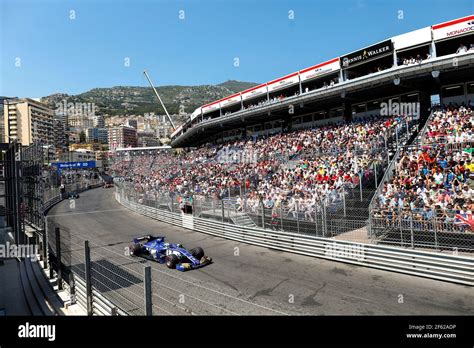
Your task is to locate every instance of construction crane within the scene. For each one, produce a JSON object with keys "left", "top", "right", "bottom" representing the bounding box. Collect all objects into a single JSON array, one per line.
[{"left": 143, "top": 70, "right": 176, "bottom": 131}]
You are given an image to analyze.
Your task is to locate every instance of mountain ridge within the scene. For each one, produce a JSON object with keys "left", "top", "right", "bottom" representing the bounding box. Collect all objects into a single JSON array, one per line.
[{"left": 41, "top": 80, "right": 259, "bottom": 116}]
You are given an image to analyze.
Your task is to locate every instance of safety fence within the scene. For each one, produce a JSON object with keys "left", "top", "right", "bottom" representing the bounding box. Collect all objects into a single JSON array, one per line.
[
  {"left": 45, "top": 219, "right": 290, "bottom": 316},
  {"left": 370, "top": 214, "right": 474, "bottom": 253},
  {"left": 119, "top": 180, "right": 473, "bottom": 253},
  {"left": 115, "top": 188, "right": 474, "bottom": 286},
  {"left": 368, "top": 140, "right": 474, "bottom": 253},
  {"left": 38, "top": 178, "right": 474, "bottom": 319},
  {"left": 43, "top": 178, "right": 104, "bottom": 212}
]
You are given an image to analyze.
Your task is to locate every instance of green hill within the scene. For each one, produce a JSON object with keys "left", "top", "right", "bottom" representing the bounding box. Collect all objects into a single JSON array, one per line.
[{"left": 41, "top": 80, "right": 259, "bottom": 116}]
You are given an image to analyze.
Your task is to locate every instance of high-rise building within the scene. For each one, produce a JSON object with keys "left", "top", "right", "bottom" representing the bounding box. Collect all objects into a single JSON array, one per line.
[
  {"left": 53, "top": 118, "right": 68, "bottom": 153},
  {"left": 97, "top": 128, "right": 109, "bottom": 144},
  {"left": 108, "top": 125, "right": 137, "bottom": 149},
  {"left": 3, "top": 98, "right": 54, "bottom": 146},
  {"left": 92, "top": 115, "right": 105, "bottom": 128},
  {"left": 0, "top": 96, "right": 16, "bottom": 142},
  {"left": 86, "top": 127, "right": 108, "bottom": 144},
  {"left": 68, "top": 114, "right": 94, "bottom": 130},
  {"left": 127, "top": 119, "right": 138, "bottom": 129}
]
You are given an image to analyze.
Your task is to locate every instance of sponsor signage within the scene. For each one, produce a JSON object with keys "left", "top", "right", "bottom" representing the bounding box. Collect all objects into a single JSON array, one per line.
[
  {"left": 341, "top": 39, "right": 393, "bottom": 68},
  {"left": 241, "top": 84, "right": 268, "bottom": 101},
  {"left": 432, "top": 15, "right": 474, "bottom": 41},
  {"left": 52, "top": 161, "right": 96, "bottom": 169},
  {"left": 299, "top": 58, "right": 340, "bottom": 82},
  {"left": 219, "top": 93, "right": 242, "bottom": 108},
  {"left": 267, "top": 73, "right": 299, "bottom": 93},
  {"left": 392, "top": 26, "right": 432, "bottom": 50},
  {"left": 202, "top": 101, "right": 220, "bottom": 114}
]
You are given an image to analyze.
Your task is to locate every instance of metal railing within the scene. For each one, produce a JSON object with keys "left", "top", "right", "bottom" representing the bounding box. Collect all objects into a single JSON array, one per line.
[
  {"left": 115, "top": 187, "right": 474, "bottom": 286},
  {"left": 120, "top": 173, "right": 474, "bottom": 254}
]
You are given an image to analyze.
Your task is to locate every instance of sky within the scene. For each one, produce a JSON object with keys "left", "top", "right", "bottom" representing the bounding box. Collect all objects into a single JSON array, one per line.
[{"left": 0, "top": 0, "right": 473, "bottom": 98}]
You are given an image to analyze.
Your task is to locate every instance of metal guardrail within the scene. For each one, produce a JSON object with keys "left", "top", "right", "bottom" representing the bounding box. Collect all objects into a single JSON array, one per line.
[
  {"left": 43, "top": 180, "right": 104, "bottom": 213},
  {"left": 116, "top": 189, "right": 474, "bottom": 286},
  {"left": 42, "top": 179, "right": 129, "bottom": 316},
  {"left": 74, "top": 276, "right": 126, "bottom": 316}
]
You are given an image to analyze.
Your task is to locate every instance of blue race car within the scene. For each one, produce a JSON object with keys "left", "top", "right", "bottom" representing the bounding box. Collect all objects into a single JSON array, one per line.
[{"left": 129, "top": 235, "right": 212, "bottom": 271}]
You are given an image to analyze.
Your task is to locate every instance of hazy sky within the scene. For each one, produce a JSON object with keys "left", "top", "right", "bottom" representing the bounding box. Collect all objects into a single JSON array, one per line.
[{"left": 1, "top": 0, "right": 472, "bottom": 97}]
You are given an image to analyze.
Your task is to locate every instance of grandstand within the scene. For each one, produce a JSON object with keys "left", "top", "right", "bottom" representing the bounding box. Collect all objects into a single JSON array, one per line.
[
  {"left": 171, "top": 14, "right": 474, "bottom": 147},
  {"left": 111, "top": 14, "right": 474, "bottom": 254}
]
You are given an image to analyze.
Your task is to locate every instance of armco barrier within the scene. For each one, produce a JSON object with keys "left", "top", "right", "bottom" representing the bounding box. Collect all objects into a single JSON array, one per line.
[
  {"left": 43, "top": 182, "right": 103, "bottom": 213},
  {"left": 116, "top": 191, "right": 474, "bottom": 286},
  {"left": 43, "top": 180, "right": 127, "bottom": 316},
  {"left": 74, "top": 277, "right": 126, "bottom": 316}
]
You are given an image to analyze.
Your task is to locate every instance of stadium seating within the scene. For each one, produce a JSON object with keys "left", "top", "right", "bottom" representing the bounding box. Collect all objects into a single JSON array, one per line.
[
  {"left": 111, "top": 115, "right": 408, "bottom": 214},
  {"left": 372, "top": 107, "right": 474, "bottom": 232}
]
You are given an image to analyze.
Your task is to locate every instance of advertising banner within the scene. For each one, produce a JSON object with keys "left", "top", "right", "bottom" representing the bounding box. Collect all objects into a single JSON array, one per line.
[{"left": 341, "top": 39, "right": 393, "bottom": 68}]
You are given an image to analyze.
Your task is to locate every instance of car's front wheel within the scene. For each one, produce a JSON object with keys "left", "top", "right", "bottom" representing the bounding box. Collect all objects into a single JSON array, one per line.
[
  {"left": 190, "top": 247, "right": 204, "bottom": 260},
  {"left": 166, "top": 254, "right": 179, "bottom": 269}
]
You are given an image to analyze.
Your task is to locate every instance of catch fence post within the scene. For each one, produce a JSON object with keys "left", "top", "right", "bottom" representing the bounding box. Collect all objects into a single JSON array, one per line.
[
  {"left": 221, "top": 199, "right": 225, "bottom": 222},
  {"left": 84, "top": 240, "right": 93, "bottom": 316},
  {"left": 55, "top": 227, "right": 63, "bottom": 290},
  {"left": 323, "top": 201, "right": 327, "bottom": 237},
  {"left": 296, "top": 201, "right": 300, "bottom": 233},
  {"left": 374, "top": 163, "right": 378, "bottom": 188},
  {"left": 69, "top": 273, "right": 77, "bottom": 305},
  {"left": 144, "top": 266, "right": 152, "bottom": 316},
  {"left": 342, "top": 189, "right": 347, "bottom": 218},
  {"left": 42, "top": 231, "right": 48, "bottom": 268},
  {"left": 399, "top": 214, "right": 404, "bottom": 247},
  {"left": 280, "top": 204, "right": 284, "bottom": 231},
  {"left": 315, "top": 208, "right": 318, "bottom": 236}
]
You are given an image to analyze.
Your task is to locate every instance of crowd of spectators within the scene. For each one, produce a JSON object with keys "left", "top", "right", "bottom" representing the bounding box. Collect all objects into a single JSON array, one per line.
[
  {"left": 112, "top": 115, "right": 406, "bottom": 220},
  {"left": 373, "top": 107, "right": 474, "bottom": 232},
  {"left": 398, "top": 53, "right": 430, "bottom": 66},
  {"left": 423, "top": 106, "right": 473, "bottom": 145}
]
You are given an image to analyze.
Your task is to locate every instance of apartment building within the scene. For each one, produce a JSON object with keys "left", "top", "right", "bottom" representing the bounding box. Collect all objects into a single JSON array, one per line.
[
  {"left": 108, "top": 125, "right": 137, "bottom": 149},
  {"left": 3, "top": 98, "right": 54, "bottom": 146}
]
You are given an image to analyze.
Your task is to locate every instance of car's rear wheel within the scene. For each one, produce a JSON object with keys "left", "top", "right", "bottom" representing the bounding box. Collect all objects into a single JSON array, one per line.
[
  {"left": 190, "top": 247, "right": 204, "bottom": 260},
  {"left": 166, "top": 254, "right": 179, "bottom": 269}
]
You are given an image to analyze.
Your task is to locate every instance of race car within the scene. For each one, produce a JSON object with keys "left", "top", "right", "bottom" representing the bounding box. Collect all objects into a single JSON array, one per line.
[
  {"left": 129, "top": 235, "right": 212, "bottom": 271},
  {"left": 68, "top": 191, "right": 79, "bottom": 199}
]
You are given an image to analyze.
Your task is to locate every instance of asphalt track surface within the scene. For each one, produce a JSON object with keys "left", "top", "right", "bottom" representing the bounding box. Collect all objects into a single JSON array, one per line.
[{"left": 47, "top": 188, "right": 474, "bottom": 315}]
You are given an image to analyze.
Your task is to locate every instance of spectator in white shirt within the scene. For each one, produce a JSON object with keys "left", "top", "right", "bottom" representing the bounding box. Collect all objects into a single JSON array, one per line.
[{"left": 456, "top": 43, "right": 468, "bottom": 54}]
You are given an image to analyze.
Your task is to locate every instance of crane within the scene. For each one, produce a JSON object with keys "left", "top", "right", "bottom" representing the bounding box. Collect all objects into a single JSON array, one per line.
[{"left": 143, "top": 70, "right": 176, "bottom": 131}]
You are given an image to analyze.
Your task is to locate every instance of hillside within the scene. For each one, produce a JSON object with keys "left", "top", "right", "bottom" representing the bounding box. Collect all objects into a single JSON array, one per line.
[{"left": 41, "top": 80, "right": 259, "bottom": 116}]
